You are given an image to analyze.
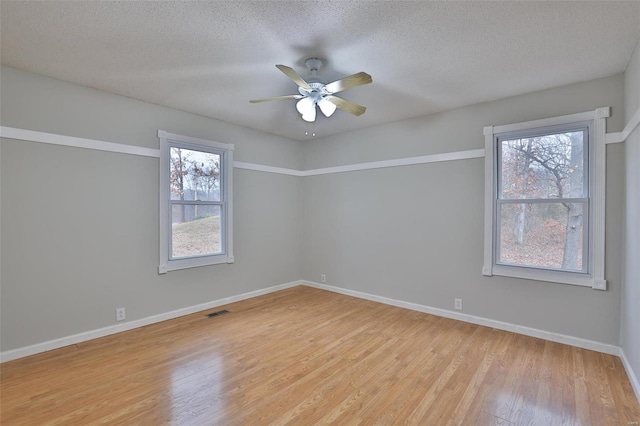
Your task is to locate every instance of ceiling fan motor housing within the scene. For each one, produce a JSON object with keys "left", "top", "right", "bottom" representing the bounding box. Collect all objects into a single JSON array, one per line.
[{"left": 298, "top": 82, "right": 328, "bottom": 101}]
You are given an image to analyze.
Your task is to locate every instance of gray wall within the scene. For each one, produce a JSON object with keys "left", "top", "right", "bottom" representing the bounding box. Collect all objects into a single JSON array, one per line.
[
  {"left": 302, "top": 75, "right": 626, "bottom": 345},
  {"left": 622, "top": 41, "right": 640, "bottom": 385},
  {"left": 0, "top": 65, "right": 632, "bottom": 355},
  {"left": 0, "top": 66, "right": 303, "bottom": 351}
]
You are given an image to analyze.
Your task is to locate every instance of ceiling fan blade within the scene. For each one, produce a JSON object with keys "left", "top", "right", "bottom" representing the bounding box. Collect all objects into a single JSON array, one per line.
[
  {"left": 276, "top": 64, "right": 312, "bottom": 90},
  {"left": 324, "top": 95, "right": 367, "bottom": 116},
  {"left": 249, "top": 95, "right": 303, "bottom": 103},
  {"left": 324, "top": 72, "right": 372, "bottom": 94}
]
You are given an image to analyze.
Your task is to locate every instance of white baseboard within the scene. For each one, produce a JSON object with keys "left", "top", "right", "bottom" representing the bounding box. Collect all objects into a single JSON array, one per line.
[
  {"left": 0, "top": 280, "right": 302, "bottom": 363},
  {"left": 0, "top": 279, "right": 629, "bottom": 371},
  {"left": 620, "top": 348, "right": 640, "bottom": 402},
  {"left": 302, "top": 281, "right": 621, "bottom": 356}
]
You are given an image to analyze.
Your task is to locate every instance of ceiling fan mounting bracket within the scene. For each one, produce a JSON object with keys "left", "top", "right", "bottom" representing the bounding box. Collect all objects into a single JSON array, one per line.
[{"left": 305, "top": 58, "right": 323, "bottom": 72}]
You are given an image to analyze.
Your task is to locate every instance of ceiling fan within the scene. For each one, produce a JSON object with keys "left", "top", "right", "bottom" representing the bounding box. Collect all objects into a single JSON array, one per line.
[{"left": 250, "top": 58, "right": 372, "bottom": 122}]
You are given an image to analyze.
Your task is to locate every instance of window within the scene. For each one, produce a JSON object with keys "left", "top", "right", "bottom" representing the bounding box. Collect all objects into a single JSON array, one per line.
[
  {"left": 483, "top": 109, "right": 609, "bottom": 289},
  {"left": 497, "top": 123, "right": 590, "bottom": 272},
  {"left": 158, "top": 131, "right": 234, "bottom": 273}
]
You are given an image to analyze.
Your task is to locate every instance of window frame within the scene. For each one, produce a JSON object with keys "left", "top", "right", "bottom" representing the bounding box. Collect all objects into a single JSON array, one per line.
[
  {"left": 158, "top": 130, "right": 234, "bottom": 273},
  {"left": 483, "top": 108, "right": 609, "bottom": 290}
]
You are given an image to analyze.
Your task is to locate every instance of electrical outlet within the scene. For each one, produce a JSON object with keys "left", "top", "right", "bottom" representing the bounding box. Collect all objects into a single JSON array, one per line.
[
  {"left": 454, "top": 298, "right": 463, "bottom": 311},
  {"left": 320, "top": 274, "right": 326, "bottom": 283},
  {"left": 116, "top": 307, "right": 126, "bottom": 322}
]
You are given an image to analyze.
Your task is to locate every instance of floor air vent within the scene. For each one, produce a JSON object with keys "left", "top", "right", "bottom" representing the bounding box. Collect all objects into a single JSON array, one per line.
[{"left": 206, "top": 309, "right": 230, "bottom": 318}]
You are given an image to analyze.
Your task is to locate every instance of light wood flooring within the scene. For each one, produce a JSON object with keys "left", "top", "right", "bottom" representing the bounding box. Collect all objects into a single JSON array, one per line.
[{"left": 2, "top": 286, "right": 639, "bottom": 425}]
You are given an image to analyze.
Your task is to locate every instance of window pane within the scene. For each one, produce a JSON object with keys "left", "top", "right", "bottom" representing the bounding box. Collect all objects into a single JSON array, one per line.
[
  {"left": 171, "top": 205, "right": 222, "bottom": 258},
  {"left": 498, "top": 202, "right": 584, "bottom": 271},
  {"left": 500, "top": 130, "right": 584, "bottom": 199},
  {"left": 170, "top": 147, "right": 221, "bottom": 201}
]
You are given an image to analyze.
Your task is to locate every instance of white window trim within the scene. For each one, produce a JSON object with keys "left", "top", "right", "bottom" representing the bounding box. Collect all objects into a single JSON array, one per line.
[
  {"left": 482, "top": 107, "right": 609, "bottom": 290},
  {"left": 158, "top": 130, "right": 234, "bottom": 273}
]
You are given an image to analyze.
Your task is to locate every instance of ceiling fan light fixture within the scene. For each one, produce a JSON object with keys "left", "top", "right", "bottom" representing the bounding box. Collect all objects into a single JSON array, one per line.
[
  {"left": 297, "top": 97, "right": 317, "bottom": 122},
  {"left": 318, "top": 98, "right": 337, "bottom": 117},
  {"left": 301, "top": 107, "right": 316, "bottom": 122},
  {"left": 296, "top": 97, "right": 314, "bottom": 114}
]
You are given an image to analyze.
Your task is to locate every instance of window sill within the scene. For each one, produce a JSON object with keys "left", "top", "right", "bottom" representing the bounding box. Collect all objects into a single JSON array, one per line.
[
  {"left": 483, "top": 264, "right": 606, "bottom": 290},
  {"left": 159, "top": 255, "right": 234, "bottom": 274}
]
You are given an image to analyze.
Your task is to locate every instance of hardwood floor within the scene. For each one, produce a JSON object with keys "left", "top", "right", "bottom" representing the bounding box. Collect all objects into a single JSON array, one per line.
[{"left": 1, "top": 286, "right": 639, "bottom": 425}]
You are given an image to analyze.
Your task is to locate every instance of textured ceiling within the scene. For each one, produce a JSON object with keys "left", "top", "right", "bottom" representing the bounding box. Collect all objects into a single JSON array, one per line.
[{"left": 1, "top": 1, "right": 639, "bottom": 141}]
